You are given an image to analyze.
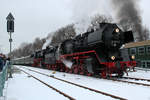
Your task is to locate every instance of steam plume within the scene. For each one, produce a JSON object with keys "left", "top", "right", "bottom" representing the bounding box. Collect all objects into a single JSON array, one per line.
[
  {"left": 71, "top": 0, "right": 110, "bottom": 35},
  {"left": 111, "top": 0, "right": 148, "bottom": 41},
  {"left": 42, "top": 33, "right": 53, "bottom": 49}
]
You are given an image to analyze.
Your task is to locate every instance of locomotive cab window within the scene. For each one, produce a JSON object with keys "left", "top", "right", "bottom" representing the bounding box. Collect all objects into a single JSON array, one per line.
[
  {"left": 138, "top": 47, "right": 145, "bottom": 55},
  {"left": 130, "top": 48, "right": 136, "bottom": 55}
]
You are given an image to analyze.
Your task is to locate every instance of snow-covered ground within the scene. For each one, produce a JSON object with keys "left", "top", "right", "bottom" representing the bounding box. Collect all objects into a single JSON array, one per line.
[
  {"left": 4, "top": 68, "right": 69, "bottom": 100},
  {"left": 4, "top": 65, "right": 150, "bottom": 100}
]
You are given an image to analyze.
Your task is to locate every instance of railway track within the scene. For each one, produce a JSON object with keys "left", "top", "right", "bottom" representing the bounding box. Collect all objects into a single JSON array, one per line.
[
  {"left": 108, "top": 78, "right": 150, "bottom": 87},
  {"left": 107, "top": 75, "right": 150, "bottom": 87},
  {"left": 122, "top": 77, "right": 150, "bottom": 82},
  {"left": 93, "top": 75, "right": 150, "bottom": 87},
  {"left": 19, "top": 68, "right": 75, "bottom": 100},
  {"left": 22, "top": 66, "right": 150, "bottom": 88},
  {"left": 135, "top": 67, "right": 150, "bottom": 71},
  {"left": 19, "top": 67, "right": 127, "bottom": 100}
]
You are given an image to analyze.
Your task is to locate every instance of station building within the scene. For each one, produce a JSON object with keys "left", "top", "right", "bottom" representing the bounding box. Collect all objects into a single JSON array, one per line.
[{"left": 124, "top": 40, "right": 150, "bottom": 68}]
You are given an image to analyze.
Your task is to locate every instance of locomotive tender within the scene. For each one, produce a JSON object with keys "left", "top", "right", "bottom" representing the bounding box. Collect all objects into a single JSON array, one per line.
[{"left": 13, "top": 23, "right": 136, "bottom": 78}]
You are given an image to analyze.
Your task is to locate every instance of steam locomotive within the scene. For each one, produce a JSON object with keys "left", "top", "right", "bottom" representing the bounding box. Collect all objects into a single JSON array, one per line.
[{"left": 13, "top": 23, "right": 136, "bottom": 78}]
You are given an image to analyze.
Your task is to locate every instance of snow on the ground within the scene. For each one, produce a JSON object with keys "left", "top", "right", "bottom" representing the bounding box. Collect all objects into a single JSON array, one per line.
[
  {"left": 5, "top": 69, "right": 68, "bottom": 100},
  {"left": 128, "top": 70, "right": 150, "bottom": 79},
  {"left": 5, "top": 65, "right": 150, "bottom": 100},
  {"left": 17, "top": 66, "right": 116, "bottom": 100},
  {"left": 20, "top": 65, "right": 150, "bottom": 100}
]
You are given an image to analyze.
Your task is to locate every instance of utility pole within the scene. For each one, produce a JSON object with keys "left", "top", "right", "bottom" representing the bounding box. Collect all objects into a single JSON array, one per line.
[{"left": 6, "top": 12, "right": 14, "bottom": 78}]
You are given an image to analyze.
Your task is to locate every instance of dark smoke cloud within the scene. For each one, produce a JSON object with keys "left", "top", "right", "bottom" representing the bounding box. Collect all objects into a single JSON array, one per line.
[{"left": 111, "top": 0, "right": 147, "bottom": 41}]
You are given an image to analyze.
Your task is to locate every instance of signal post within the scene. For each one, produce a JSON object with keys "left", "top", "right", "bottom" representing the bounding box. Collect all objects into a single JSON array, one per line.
[{"left": 6, "top": 12, "right": 14, "bottom": 78}]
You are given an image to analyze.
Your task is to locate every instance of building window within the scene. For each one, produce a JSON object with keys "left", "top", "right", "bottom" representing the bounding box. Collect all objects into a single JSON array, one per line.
[
  {"left": 146, "top": 46, "right": 150, "bottom": 54},
  {"left": 147, "top": 62, "right": 150, "bottom": 68},
  {"left": 142, "top": 62, "right": 146, "bottom": 68},
  {"left": 130, "top": 48, "right": 136, "bottom": 55},
  {"left": 138, "top": 47, "right": 145, "bottom": 55}
]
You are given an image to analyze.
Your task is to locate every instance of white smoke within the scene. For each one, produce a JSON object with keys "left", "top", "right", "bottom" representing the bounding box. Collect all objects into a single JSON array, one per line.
[
  {"left": 74, "top": 19, "right": 92, "bottom": 35},
  {"left": 62, "top": 59, "right": 73, "bottom": 68},
  {"left": 42, "top": 39, "right": 51, "bottom": 49},
  {"left": 42, "top": 33, "right": 53, "bottom": 49}
]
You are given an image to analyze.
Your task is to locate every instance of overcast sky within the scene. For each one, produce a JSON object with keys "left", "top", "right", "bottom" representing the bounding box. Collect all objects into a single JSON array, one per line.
[{"left": 0, "top": 0, "right": 150, "bottom": 54}]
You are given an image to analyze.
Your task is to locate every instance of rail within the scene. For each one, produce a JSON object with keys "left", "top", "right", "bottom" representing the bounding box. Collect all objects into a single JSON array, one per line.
[
  {"left": 108, "top": 78, "right": 150, "bottom": 87},
  {"left": 135, "top": 67, "right": 150, "bottom": 71},
  {"left": 122, "top": 77, "right": 150, "bottom": 82}
]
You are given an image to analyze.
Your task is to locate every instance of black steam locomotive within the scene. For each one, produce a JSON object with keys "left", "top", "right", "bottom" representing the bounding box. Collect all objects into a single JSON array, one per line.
[{"left": 13, "top": 23, "right": 136, "bottom": 78}]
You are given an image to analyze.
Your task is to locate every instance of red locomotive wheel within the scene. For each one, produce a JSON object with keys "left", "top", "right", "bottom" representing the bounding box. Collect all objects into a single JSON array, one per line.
[
  {"left": 74, "top": 67, "right": 79, "bottom": 74},
  {"left": 79, "top": 71, "right": 84, "bottom": 75},
  {"left": 101, "top": 71, "right": 107, "bottom": 78},
  {"left": 87, "top": 73, "right": 92, "bottom": 76},
  {"left": 68, "top": 68, "right": 73, "bottom": 73}
]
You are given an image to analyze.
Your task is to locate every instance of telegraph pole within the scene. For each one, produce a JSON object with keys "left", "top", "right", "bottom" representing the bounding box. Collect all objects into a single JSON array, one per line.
[{"left": 6, "top": 12, "right": 14, "bottom": 78}]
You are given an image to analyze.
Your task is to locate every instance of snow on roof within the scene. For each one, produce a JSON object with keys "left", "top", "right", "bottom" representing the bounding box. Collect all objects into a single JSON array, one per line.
[{"left": 124, "top": 40, "right": 150, "bottom": 48}]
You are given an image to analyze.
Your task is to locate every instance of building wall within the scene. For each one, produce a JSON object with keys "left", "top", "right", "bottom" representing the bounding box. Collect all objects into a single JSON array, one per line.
[{"left": 127, "top": 45, "right": 150, "bottom": 68}]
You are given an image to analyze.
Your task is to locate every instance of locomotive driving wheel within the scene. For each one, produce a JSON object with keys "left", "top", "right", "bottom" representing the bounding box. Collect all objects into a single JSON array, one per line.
[
  {"left": 72, "top": 64, "right": 78, "bottom": 74},
  {"left": 78, "top": 64, "right": 86, "bottom": 75},
  {"left": 117, "top": 70, "right": 124, "bottom": 78},
  {"left": 100, "top": 65, "right": 108, "bottom": 79},
  {"left": 91, "top": 57, "right": 100, "bottom": 76},
  {"left": 74, "top": 67, "right": 79, "bottom": 74},
  {"left": 101, "top": 70, "right": 107, "bottom": 78}
]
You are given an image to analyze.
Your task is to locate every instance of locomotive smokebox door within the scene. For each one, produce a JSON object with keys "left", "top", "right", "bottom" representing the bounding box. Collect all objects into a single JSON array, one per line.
[{"left": 124, "top": 31, "right": 134, "bottom": 43}]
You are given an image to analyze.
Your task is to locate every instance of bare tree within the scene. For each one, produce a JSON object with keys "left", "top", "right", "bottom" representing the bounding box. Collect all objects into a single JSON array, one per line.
[
  {"left": 32, "top": 37, "right": 45, "bottom": 51},
  {"left": 87, "top": 14, "right": 113, "bottom": 31},
  {"left": 91, "top": 14, "right": 113, "bottom": 26},
  {"left": 51, "top": 24, "right": 76, "bottom": 45},
  {"left": 142, "top": 27, "right": 150, "bottom": 40},
  {"left": 10, "top": 37, "right": 46, "bottom": 58}
]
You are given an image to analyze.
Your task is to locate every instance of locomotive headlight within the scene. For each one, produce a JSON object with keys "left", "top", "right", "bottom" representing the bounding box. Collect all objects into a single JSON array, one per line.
[
  {"left": 111, "top": 56, "right": 115, "bottom": 60},
  {"left": 115, "top": 28, "right": 120, "bottom": 33},
  {"left": 131, "top": 55, "right": 135, "bottom": 60}
]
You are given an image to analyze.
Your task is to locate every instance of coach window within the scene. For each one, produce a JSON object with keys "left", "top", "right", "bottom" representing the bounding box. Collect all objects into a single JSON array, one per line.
[
  {"left": 138, "top": 47, "right": 145, "bottom": 55},
  {"left": 130, "top": 48, "right": 136, "bottom": 55},
  {"left": 146, "top": 46, "right": 150, "bottom": 54}
]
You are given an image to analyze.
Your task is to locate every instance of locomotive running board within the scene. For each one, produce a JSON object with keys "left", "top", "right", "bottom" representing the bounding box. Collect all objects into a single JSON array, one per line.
[{"left": 60, "top": 50, "right": 102, "bottom": 67}]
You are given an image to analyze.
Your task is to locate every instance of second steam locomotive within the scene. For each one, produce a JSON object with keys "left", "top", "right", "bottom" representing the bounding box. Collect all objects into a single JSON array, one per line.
[{"left": 13, "top": 23, "right": 136, "bottom": 78}]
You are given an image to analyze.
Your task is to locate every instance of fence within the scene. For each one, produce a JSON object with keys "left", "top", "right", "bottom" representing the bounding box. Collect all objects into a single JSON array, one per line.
[{"left": 0, "top": 63, "right": 8, "bottom": 97}]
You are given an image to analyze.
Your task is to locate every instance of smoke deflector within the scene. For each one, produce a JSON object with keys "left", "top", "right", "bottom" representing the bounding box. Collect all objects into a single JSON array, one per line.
[{"left": 124, "top": 31, "right": 134, "bottom": 43}]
